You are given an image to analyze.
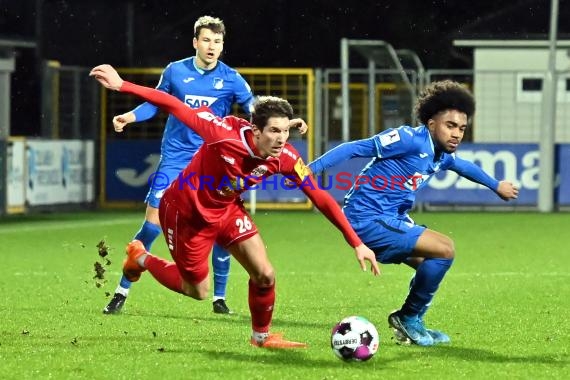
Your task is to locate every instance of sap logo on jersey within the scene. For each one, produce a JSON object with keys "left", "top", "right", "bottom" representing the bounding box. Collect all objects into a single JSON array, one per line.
[{"left": 184, "top": 95, "right": 218, "bottom": 109}]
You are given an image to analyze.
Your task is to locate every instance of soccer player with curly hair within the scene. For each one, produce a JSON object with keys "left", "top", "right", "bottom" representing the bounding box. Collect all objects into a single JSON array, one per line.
[{"left": 309, "top": 80, "right": 519, "bottom": 346}]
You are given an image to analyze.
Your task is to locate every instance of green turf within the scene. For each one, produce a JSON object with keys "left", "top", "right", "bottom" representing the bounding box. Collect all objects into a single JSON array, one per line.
[{"left": 1, "top": 210, "right": 569, "bottom": 379}]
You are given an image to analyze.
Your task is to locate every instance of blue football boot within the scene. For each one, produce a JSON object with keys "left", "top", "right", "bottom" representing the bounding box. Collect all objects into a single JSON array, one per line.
[
  {"left": 426, "top": 329, "right": 450, "bottom": 344},
  {"left": 388, "top": 311, "right": 434, "bottom": 346}
]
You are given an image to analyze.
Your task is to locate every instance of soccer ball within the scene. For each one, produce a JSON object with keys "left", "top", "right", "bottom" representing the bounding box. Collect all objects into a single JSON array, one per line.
[{"left": 331, "top": 316, "right": 380, "bottom": 361}]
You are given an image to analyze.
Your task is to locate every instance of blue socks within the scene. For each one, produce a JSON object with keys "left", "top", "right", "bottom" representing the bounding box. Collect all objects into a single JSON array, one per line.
[
  {"left": 212, "top": 243, "right": 231, "bottom": 298},
  {"left": 407, "top": 275, "right": 429, "bottom": 320},
  {"left": 401, "top": 258, "right": 453, "bottom": 316},
  {"left": 119, "top": 220, "right": 161, "bottom": 290}
]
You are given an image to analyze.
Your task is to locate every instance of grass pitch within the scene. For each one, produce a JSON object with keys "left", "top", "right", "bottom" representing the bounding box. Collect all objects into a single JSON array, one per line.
[{"left": 1, "top": 210, "right": 569, "bottom": 379}]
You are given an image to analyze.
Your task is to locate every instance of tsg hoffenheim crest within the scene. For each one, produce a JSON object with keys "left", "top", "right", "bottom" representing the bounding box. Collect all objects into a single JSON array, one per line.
[{"left": 213, "top": 78, "right": 224, "bottom": 89}]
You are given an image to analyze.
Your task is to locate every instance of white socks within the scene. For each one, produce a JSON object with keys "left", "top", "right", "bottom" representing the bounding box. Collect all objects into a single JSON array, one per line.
[
  {"left": 115, "top": 286, "right": 130, "bottom": 297},
  {"left": 252, "top": 331, "right": 269, "bottom": 344}
]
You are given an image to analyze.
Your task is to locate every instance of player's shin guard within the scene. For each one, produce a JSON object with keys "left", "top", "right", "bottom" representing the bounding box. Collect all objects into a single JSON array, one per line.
[
  {"left": 144, "top": 255, "right": 184, "bottom": 294},
  {"left": 118, "top": 220, "right": 162, "bottom": 290},
  {"left": 401, "top": 258, "right": 453, "bottom": 316},
  {"left": 212, "top": 243, "right": 231, "bottom": 298},
  {"left": 248, "top": 279, "right": 275, "bottom": 333}
]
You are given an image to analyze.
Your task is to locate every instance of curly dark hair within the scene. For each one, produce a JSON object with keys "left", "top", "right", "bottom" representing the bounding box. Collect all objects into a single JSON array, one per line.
[
  {"left": 251, "top": 96, "right": 293, "bottom": 130},
  {"left": 415, "top": 80, "right": 475, "bottom": 125}
]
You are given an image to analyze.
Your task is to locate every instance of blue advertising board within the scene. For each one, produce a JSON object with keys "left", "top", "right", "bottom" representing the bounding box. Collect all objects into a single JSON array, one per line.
[
  {"left": 105, "top": 139, "right": 309, "bottom": 203},
  {"left": 558, "top": 144, "right": 570, "bottom": 205},
  {"left": 105, "top": 140, "right": 570, "bottom": 206},
  {"left": 321, "top": 142, "right": 570, "bottom": 207},
  {"left": 105, "top": 140, "right": 162, "bottom": 202},
  {"left": 416, "top": 143, "right": 539, "bottom": 205}
]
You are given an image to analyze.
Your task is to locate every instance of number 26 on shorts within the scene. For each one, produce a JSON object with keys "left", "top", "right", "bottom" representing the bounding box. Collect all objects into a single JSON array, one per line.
[{"left": 235, "top": 216, "right": 252, "bottom": 233}]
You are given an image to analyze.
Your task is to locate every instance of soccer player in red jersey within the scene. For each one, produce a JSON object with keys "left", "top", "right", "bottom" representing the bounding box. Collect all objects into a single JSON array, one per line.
[{"left": 90, "top": 64, "right": 380, "bottom": 348}]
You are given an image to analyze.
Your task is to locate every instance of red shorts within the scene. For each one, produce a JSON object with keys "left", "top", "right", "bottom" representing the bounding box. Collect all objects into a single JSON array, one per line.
[{"left": 159, "top": 195, "right": 258, "bottom": 285}]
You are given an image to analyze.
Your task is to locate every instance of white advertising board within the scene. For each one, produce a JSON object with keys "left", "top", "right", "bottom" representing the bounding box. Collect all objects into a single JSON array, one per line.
[
  {"left": 6, "top": 138, "right": 25, "bottom": 213},
  {"left": 25, "top": 140, "right": 94, "bottom": 206}
]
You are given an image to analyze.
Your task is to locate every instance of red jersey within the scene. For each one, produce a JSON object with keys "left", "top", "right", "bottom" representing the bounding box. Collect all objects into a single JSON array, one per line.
[{"left": 120, "top": 81, "right": 362, "bottom": 247}]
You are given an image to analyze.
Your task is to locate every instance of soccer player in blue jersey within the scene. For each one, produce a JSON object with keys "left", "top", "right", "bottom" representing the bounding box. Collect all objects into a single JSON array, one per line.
[
  {"left": 103, "top": 15, "right": 254, "bottom": 315},
  {"left": 308, "top": 80, "right": 519, "bottom": 346}
]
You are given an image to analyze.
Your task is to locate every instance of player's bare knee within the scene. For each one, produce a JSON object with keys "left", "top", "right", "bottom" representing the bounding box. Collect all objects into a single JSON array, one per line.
[
  {"left": 440, "top": 237, "right": 455, "bottom": 259},
  {"left": 145, "top": 206, "right": 160, "bottom": 225},
  {"left": 181, "top": 280, "right": 209, "bottom": 300},
  {"left": 251, "top": 269, "right": 275, "bottom": 287},
  {"left": 183, "top": 288, "right": 208, "bottom": 300},
  {"left": 194, "top": 289, "right": 209, "bottom": 300}
]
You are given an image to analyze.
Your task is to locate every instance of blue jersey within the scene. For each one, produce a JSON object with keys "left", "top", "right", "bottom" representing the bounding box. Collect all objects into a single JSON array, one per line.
[
  {"left": 132, "top": 57, "right": 254, "bottom": 163},
  {"left": 309, "top": 125, "right": 499, "bottom": 222}
]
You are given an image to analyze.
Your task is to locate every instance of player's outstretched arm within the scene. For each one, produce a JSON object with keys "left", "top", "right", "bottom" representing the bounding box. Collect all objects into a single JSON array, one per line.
[
  {"left": 451, "top": 157, "right": 519, "bottom": 201},
  {"left": 90, "top": 64, "right": 212, "bottom": 139},
  {"left": 496, "top": 180, "right": 519, "bottom": 201},
  {"left": 90, "top": 66, "right": 135, "bottom": 133},
  {"left": 308, "top": 138, "right": 377, "bottom": 175}
]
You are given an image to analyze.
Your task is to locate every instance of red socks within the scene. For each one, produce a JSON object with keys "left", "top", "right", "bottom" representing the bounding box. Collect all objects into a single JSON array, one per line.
[
  {"left": 144, "top": 256, "right": 276, "bottom": 332},
  {"left": 248, "top": 279, "right": 275, "bottom": 333},
  {"left": 144, "top": 255, "right": 184, "bottom": 294}
]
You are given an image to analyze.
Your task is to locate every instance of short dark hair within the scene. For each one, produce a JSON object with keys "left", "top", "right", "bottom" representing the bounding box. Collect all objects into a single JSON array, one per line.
[
  {"left": 415, "top": 80, "right": 475, "bottom": 125},
  {"left": 194, "top": 16, "right": 225, "bottom": 39},
  {"left": 251, "top": 96, "right": 293, "bottom": 130}
]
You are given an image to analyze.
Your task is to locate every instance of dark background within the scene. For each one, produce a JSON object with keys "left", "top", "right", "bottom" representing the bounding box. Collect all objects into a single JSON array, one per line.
[{"left": 1, "top": 0, "right": 568, "bottom": 135}]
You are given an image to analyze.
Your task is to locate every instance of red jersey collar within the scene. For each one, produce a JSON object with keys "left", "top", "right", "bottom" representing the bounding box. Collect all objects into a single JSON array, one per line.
[{"left": 240, "top": 125, "right": 275, "bottom": 160}]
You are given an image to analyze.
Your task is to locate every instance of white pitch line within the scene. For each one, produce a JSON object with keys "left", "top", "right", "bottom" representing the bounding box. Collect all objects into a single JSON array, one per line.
[{"left": 0, "top": 217, "right": 140, "bottom": 234}]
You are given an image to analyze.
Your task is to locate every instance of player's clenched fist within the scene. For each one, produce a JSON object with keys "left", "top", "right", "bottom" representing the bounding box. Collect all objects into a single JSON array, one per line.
[{"left": 113, "top": 112, "right": 136, "bottom": 132}]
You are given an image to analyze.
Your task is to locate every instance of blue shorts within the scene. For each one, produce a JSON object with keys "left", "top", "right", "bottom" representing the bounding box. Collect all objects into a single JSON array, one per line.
[
  {"left": 349, "top": 215, "right": 426, "bottom": 264},
  {"left": 145, "top": 159, "right": 187, "bottom": 208}
]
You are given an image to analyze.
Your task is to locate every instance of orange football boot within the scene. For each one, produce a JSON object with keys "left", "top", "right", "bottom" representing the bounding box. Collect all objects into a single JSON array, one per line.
[
  {"left": 250, "top": 333, "right": 307, "bottom": 349},
  {"left": 122, "top": 240, "right": 147, "bottom": 282}
]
